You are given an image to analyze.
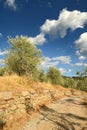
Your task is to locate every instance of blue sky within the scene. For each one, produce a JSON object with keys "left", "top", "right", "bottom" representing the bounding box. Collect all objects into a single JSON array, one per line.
[{"left": 0, "top": 0, "right": 87, "bottom": 76}]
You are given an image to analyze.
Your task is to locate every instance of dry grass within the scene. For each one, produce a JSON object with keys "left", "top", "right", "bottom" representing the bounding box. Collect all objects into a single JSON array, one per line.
[
  {"left": 0, "top": 75, "right": 35, "bottom": 92},
  {"left": 3, "top": 112, "right": 29, "bottom": 130},
  {"left": 0, "top": 75, "right": 62, "bottom": 93},
  {"left": 0, "top": 75, "right": 83, "bottom": 94}
]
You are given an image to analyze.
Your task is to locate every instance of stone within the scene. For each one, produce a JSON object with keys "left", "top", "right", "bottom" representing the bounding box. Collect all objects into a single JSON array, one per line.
[
  {"left": 11, "top": 105, "right": 17, "bottom": 111},
  {"left": 21, "top": 91, "right": 29, "bottom": 96},
  {"left": 0, "top": 92, "right": 12, "bottom": 100}
]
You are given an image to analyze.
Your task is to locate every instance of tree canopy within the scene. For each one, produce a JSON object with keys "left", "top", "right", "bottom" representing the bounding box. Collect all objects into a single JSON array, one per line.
[
  {"left": 46, "top": 66, "right": 63, "bottom": 85},
  {"left": 6, "top": 36, "right": 42, "bottom": 78}
]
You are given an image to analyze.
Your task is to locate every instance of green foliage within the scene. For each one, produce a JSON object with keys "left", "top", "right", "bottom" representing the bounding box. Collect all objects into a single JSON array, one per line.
[
  {"left": 76, "top": 71, "right": 81, "bottom": 77},
  {"left": 63, "top": 77, "right": 78, "bottom": 89},
  {"left": 5, "top": 36, "right": 42, "bottom": 78},
  {"left": 0, "top": 66, "right": 16, "bottom": 76},
  {"left": 63, "top": 76, "right": 87, "bottom": 92},
  {"left": 38, "top": 69, "right": 46, "bottom": 82},
  {"left": 84, "top": 67, "right": 87, "bottom": 76},
  {"left": 46, "top": 67, "right": 63, "bottom": 85},
  {"left": 2, "top": 35, "right": 87, "bottom": 92},
  {"left": 0, "top": 67, "right": 5, "bottom": 76},
  {"left": 76, "top": 67, "right": 87, "bottom": 77},
  {"left": 76, "top": 78, "right": 87, "bottom": 91}
]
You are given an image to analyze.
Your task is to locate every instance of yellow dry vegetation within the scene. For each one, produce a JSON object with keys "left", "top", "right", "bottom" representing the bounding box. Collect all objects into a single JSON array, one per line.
[{"left": 0, "top": 75, "right": 63, "bottom": 92}]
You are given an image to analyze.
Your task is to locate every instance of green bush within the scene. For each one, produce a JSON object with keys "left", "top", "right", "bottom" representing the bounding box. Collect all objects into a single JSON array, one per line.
[
  {"left": 0, "top": 67, "right": 5, "bottom": 76},
  {"left": 46, "top": 67, "right": 63, "bottom": 85}
]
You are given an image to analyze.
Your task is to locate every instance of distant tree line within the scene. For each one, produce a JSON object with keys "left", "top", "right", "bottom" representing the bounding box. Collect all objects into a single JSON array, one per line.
[
  {"left": 0, "top": 36, "right": 87, "bottom": 92},
  {"left": 62, "top": 68, "right": 87, "bottom": 92}
]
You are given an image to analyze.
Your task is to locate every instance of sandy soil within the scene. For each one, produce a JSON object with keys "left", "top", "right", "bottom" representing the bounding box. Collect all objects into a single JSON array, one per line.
[{"left": 22, "top": 95, "right": 87, "bottom": 130}]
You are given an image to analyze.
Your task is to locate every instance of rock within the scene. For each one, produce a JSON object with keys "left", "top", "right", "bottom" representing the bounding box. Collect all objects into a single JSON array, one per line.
[
  {"left": 10, "top": 105, "right": 17, "bottom": 111},
  {"left": 21, "top": 91, "right": 29, "bottom": 97},
  {"left": 0, "top": 92, "right": 12, "bottom": 100}
]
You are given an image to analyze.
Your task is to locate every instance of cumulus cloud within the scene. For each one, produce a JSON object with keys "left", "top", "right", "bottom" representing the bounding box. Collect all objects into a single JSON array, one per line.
[
  {"left": 41, "top": 8, "right": 87, "bottom": 38},
  {"left": 78, "top": 56, "right": 86, "bottom": 60},
  {"left": 0, "top": 59, "right": 5, "bottom": 65},
  {"left": 41, "top": 57, "right": 59, "bottom": 68},
  {"left": 41, "top": 56, "right": 71, "bottom": 69},
  {"left": 28, "top": 9, "right": 87, "bottom": 45},
  {"left": 41, "top": 60, "right": 59, "bottom": 68},
  {"left": 5, "top": 0, "right": 17, "bottom": 10},
  {"left": 51, "top": 56, "right": 71, "bottom": 64},
  {"left": 28, "top": 33, "right": 46, "bottom": 45},
  {"left": 0, "top": 50, "right": 9, "bottom": 56},
  {"left": 74, "top": 62, "right": 87, "bottom": 67},
  {"left": 59, "top": 68, "right": 72, "bottom": 74},
  {"left": 75, "top": 32, "right": 87, "bottom": 58}
]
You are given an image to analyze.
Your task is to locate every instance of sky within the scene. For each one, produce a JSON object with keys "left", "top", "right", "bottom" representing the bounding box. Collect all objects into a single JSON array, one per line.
[{"left": 0, "top": 0, "right": 87, "bottom": 76}]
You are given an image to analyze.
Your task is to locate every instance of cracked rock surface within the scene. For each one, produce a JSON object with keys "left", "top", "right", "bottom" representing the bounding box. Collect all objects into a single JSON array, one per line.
[{"left": 23, "top": 95, "right": 87, "bottom": 130}]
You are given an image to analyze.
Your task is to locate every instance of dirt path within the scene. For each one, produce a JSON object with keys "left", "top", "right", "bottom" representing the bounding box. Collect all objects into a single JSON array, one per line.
[{"left": 22, "top": 95, "right": 87, "bottom": 130}]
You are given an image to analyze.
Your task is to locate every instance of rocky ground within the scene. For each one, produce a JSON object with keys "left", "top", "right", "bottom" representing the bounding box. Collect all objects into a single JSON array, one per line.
[{"left": 22, "top": 95, "right": 87, "bottom": 130}]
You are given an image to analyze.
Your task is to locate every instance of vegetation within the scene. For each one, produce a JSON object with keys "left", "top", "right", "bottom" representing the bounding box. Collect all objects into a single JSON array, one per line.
[
  {"left": 0, "top": 35, "right": 87, "bottom": 92},
  {"left": 46, "top": 67, "right": 63, "bottom": 85},
  {"left": 38, "top": 69, "right": 47, "bottom": 82},
  {"left": 0, "top": 67, "right": 5, "bottom": 76},
  {"left": 5, "top": 36, "right": 42, "bottom": 79},
  {"left": 63, "top": 76, "right": 87, "bottom": 92}
]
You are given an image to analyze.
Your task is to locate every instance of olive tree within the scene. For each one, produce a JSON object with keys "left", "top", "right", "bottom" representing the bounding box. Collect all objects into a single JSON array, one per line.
[
  {"left": 46, "top": 67, "right": 63, "bottom": 85},
  {"left": 5, "top": 36, "right": 42, "bottom": 78}
]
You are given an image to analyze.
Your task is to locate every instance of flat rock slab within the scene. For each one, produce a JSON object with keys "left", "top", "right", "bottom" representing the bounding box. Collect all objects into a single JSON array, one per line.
[
  {"left": 0, "top": 92, "right": 13, "bottom": 100},
  {"left": 23, "top": 95, "right": 87, "bottom": 130}
]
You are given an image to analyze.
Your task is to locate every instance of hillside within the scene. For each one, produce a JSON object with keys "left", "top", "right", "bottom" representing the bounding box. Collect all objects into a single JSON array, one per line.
[
  {"left": 0, "top": 75, "right": 66, "bottom": 92},
  {"left": 0, "top": 75, "right": 86, "bottom": 130}
]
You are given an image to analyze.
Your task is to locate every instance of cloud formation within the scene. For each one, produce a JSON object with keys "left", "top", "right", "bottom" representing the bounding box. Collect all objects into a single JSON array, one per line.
[
  {"left": 0, "top": 59, "right": 4, "bottom": 65},
  {"left": 0, "top": 50, "right": 8, "bottom": 56},
  {"left": 41, "top": 8, "right": 87, "bottom": 38},
  {"left": 51, "top": 56, "right": 71, "bottom": 64},
  {"left": 29, "top": 8, "right": 87, "bottom": 45},
  {"left": 29, "top": 33, "right": 46, "bottom": 45},
  {"left": 41, "top": 56, "right": 71, "bottom": 68},
  {"left": 59, "top": 68, "right": 71, "bottom": 74},
  {"left": 5, "top": 0, "right": 17, "bottom": 10},
  {"left": 78, "top": 56, "right": 86, "bottom": 60},
  {"left": 75, "top": 32, "right": 87, "bottom": 59},
  {"left": 74, "top": 62, "right": 87, "bottom": 67}
]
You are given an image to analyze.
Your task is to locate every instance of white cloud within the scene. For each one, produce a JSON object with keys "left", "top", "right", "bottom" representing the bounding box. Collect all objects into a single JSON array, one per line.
[
  {"left": 0, "top": 50, "right": 9, "bottom": 56},
  {"left": 59, "top": 68, "right": 72, "bottom": 74},
  {"left": 78, "top": 56, "right": 86, "bottom": 60},
  {"left": 5, "top": 0, "right": 17, "bottom": 10},
  {"left": 74, "top": 62, "right": 87, "bottom": 67},
  {"left": 28, "top": 33, "right": 46, "bottom": 45},
  {"left": 68, "top": 69, "right": 72, "bottom": 73},
  {"left": 51, "top": 56, "right": 71, "bottom": 64},
  {"left": 41, "top": 60, "right": 59, "bottom": 68},
  {"left": 28, "top": 9, "right": 87, "bottom": 46},
  {"left": 75, "top": 32, "right": 87, "bottom": 59},
  {"left": 41, "top": 8, "right": 87, "bottom": 38},
  {"left": 0, "top": 59, "right": 5, "bottom": 65},
  {"left": 41, "top": 56, "right": 71, "bottom": 69},
  {"left": 41, "top": 57, "right": 59, "bottom": 68},
  {"left": 59, "top": 68, "right": 66, "bottom": 74}
]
